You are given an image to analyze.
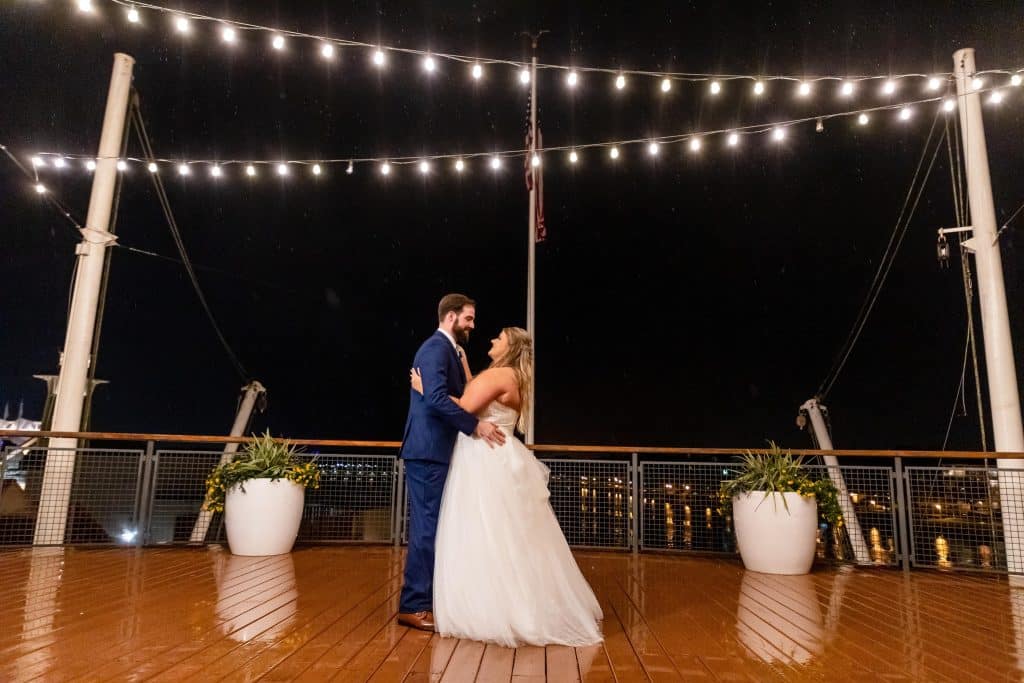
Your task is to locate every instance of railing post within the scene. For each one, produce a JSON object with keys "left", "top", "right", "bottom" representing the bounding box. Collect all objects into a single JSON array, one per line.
[
  {"left": 135, "top": 440, "right": 156, "bottom": 547},
  {"left": 393, "top": 458, "right": 405, "bottom": 548},
  {"left": 631, "top": 452, "right": 640, "bottom": 555},
  {"left": 893, "top": 457, "right": 912, "bottom": 572}
]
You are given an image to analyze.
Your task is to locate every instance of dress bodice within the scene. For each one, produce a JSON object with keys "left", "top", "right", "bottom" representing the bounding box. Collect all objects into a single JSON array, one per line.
[{"left": 479, "top": 401, "right": 519, "bottom": 430}]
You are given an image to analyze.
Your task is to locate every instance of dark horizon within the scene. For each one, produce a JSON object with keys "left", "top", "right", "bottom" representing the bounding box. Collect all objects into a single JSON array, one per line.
[{"left": 2, "top": 1, "right": 1022, "bottom": 451}]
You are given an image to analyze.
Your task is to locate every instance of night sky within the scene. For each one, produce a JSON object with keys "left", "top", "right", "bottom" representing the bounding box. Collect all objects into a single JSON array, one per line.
[{"left": 2, "top": 1, "right": 1022, "bottom": 451}]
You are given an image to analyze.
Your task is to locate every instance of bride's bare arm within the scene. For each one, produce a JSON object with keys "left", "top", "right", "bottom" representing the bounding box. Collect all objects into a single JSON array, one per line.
[{"left": 410, "top": 367, "right": 514, "bottom": 416}]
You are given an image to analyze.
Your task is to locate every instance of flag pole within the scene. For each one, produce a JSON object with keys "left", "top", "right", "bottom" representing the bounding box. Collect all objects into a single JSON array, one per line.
[{"left": 524, "top": 30, "right": 546, "bottom": 446}]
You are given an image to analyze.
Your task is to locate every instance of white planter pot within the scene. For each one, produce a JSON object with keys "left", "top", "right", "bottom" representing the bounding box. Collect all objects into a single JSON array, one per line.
[
  {"left": 225, "top": 478, "right": 305, "bottom": 556},
  {"left": 733, "top": 491, "right": 817, "bottom": 575}
]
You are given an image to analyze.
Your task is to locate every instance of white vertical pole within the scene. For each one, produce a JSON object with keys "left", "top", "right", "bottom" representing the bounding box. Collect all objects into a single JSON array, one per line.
[
  {"left": 526, "top": 52, "right": 538, "bottom": 446},
  {"left": 953, "top": 48, "right": 1024, "bottom": 572},
  {"left": 34, "top": 53, "right": 135, "bottom": 545},
  {"left": 189, "top": 381, "right": 266, "bottom": 543}
]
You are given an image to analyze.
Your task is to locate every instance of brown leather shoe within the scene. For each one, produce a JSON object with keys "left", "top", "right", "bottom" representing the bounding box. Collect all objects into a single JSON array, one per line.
[{"left": 397, "top": 610, "right": 435, "bottom": 631}]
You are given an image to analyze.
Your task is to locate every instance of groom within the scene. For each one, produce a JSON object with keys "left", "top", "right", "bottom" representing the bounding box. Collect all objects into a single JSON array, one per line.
[{"left": 397, "top": 293, "right": 505, "bottom": 631}]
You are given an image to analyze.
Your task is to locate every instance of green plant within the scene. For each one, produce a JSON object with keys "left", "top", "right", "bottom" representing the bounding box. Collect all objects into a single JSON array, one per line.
[
  {"left": 203, "top": 430, "right": 320, "bottom": 514},
  {"left": 717, "top": 441, "right": 843, "bottom": 527}
]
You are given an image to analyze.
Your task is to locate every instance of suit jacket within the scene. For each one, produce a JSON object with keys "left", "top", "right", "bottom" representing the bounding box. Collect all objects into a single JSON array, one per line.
[{"left": 399, "top": 331, "right": 479, "bottom": 462}]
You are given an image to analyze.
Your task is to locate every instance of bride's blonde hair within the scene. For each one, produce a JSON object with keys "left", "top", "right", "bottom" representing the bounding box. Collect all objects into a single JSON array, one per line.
[{"left": 488, "top": 326, "right": 533, "bottom": 433}]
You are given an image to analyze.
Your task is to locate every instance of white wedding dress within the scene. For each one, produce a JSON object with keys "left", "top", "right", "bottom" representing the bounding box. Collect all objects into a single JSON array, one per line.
[{"left": 433, "top": 400, "right": 603, "bottom": 647}]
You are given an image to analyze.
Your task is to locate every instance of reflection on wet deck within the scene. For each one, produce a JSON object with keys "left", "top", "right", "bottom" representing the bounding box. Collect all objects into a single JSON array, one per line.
[{"left": 1, "top": 546, "right": 1021, "bottom": 681}]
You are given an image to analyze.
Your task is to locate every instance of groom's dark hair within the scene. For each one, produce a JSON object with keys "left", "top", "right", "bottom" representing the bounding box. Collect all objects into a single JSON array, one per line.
[{"left": 438, "top": 293, "right": 475, "bottom": 322}]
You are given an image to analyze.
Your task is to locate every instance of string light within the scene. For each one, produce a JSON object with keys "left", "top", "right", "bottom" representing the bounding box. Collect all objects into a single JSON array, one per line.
[
  {"left": 373, "top": 49, "right": 386, "bottom": 67},
  {"left": 245, "top": 164, "right": 256, "bottom": 176},
  {"left": 972, "top": 77, "right": 984, "bottom": 90},
  {"left": 647, "top": 142, "right": 659, "bottom": 156},
  {"left": 210, "top": 165, "right": 222, "bottom": 177},
  {"left": 77, "top": 0, "right": 93, "bottom": 13},
  {"left": 471, "top": 63, "right": 483, "bottom": 80},
  {"left": 454, "top": 159, "right": 465, "bottom": 172},
  {"left": 531, "top": 154, "right": 540, "bottom": 167},
  {"left": 927, "top": 77, "right": 942, "bottom": 91},
  {"left": 753, "top": 81, "right": 765, "bottom": 96},
  {"left": 857, "top": 113, "right": 869, "bottom": 125},
  {"left": 175, "top": 16, "right": 190, "bottom": 34},
  {"left": 609, "top": 146, "right": 620, "bottom": 159},
  {"left": 312, "top": 163, "right": 322, "bottom": 175},
  {"left": 221, "top": 26, "right": 237, "bottom": 44},
  {"left": 490, "top": 156, "right": 502, "bottom": 170},
  {"left": 519, "top": 69, "right": 530, "bottom": 85},
  {"left": 423, "top": 56, "right": 436, "bottom": 73},
  {"left": 689, "top": 138, "right": 702, "bottom": 152},
  {"left": 660, "top": 78, "right": 671, "bottom": 93},
  {"left": 709, "top": 81, "right": 721, "bottom": 95},
  {"left": 126, "top": 6, "right": 139, "bottom": 23},
  {"left": 727, "top": 132, "right": 739, "bottom": 147},
  {"left": 989, "top": 90, "right": 1004, "bottom": 104},
  {"left": 178, "top": 163, "right": 190, "bottom": 175},
  {"left": 569, "top": 150, "right": 579, "bottom": 163},
  {"left": 320, "top": 43, "right": 334, "bottom": 60},
  {"left": 380, "top": 162, "right": 391, "bottom": 175},
  {"left": 899, "top": 107, "right": 913, "bottom": 121},
  {"left": 272, "top": 34, "right": 285, "bottom": 50},
  {"left": 147, "top": 162, "right": 158, "bottom": 173},
  {"left": 53, "top": 157, "right": 67, "bottom": 169},
  {"left": 943, "top": 98, "right": 956, "bottom": 112},
  {"left": 419, "top": 160, "right": 430, "bottom": 174},
  {"left": 615, "top": 74, "right": 626, "bottom": 90},
  {"left": 566, "top": 71, "right": 579, "bottom": 88},
  {"left": 772, "top": 127, "right": 786, "bottom": 141},
  {"left": 798, "top": 82, "right": 811, "bottom": 97},
  {"left": 882, "top": 80, "right": 897, "bottom": 95},
  {"left": 35, "top": 183, "right": 47, "bottom": 194},
  {"left": 31, "top": 156, "right": 45, "bottom": 168},
  {"left": 840, "top": 81, "right": 855, "bottom": 97},
  {"left": 276, "top": 163, "right": 288, "bottom": 176},
  {"left": 116, "top": 159, "right": 128, "bottom": 171},
  {"left": 1012, "top": 74, "right": 1022, "bottom": 87},
  {"left": 86, "top": 160, "right": 97, "bottom": 171},
  {"left": 346, "top": 161, "right": 354, "bottom": 174}
]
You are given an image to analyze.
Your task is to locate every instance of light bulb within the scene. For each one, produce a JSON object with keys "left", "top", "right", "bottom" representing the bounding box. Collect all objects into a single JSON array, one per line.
[
  {"left": 689, "top": 138, "right": 702, "bottom": 152},
  {"left": 569, "top": 150, "right": 579, "bottom": 163},
  {"left": 490, "top": 156, "right": 502, "bottom": 170},
  {"left": 943, "top": 98, "right": 956, "bottom": 112},
  {"left": 127, "top": 7, "right": 140, "bottom": 23},
  {"left": 647, "top": 142, "right": 659, "bottom": 156},
  {"left": 346, "top": 161, "right": 354, "bottom": 174},
  {"left": 772, "top": 127, "right": 786, "bottom": 141},
  {"left": 178, "top": 164, "right": 190, "bottom": 176},
  {"left": 882, "top": 80, "right": 896, "bottom": 95},
  {"left": 798, "top": 81, "right": 811, "bottom": 97},
  {"left": 727, "top": 132, "right": 739, "bottom": 147},
  {"left": 858, "top": 113, "right": 869, "bottom": 125},
  {"left": 86, "top": 160, "right": 97, "bottom": 171},
  {"left": 77, "top": 0, "right": 92, "bottom": 13},
  {"left": 54, "top": 157, "right": 67, "bottom": 169},
  {"left": 899, "top": 107, "right": 913, "bottom": 121},
  {"left": 373, "top": 49, "right": 386, "bottom": 67},
  {"left": 615, "top": 74, "right": 626, "bottom": 90},
  {"left": 221, "top": 26, "right": 237, "bottom": 44},
  {"left": 211, "top": 165, "right": 222, "bottom": 178},
  {"left": 531, "top": 154, "right": 540, "bottom": 167},
  {"left": 272, "top": 35, "right": 285, "bottom": 50},
  {"left": 1011, "top": 74, "right": 1022, "bottom": 87},
  {"left": 147, "top": 162, "right": 158, "bottom": 173},
  {"left": 31, "top": 156, "right": 45, "bottom": 168},
  {"left": 660, "top": 78, "right": 671, "bottom": 93},
  {"left": 753, "top": 81, "right": 765, "bottom": 95},
  {"left": 471, "top": 63, "right": 483, "bottom": 80},
  {"left": 419, "top": 160, "right": 430, "bottom": 174},
  {"left": 609, "top": 146, "right": 620, "bottom": 159},
  {"left": 381, "top": 162, "right": 391, "bottom": 176},
  {"left": 971, "top": 77, "right": 984, "bottom": 90},
  {"left": 709, "top": 80, "right": 721, "bottom": 95},
  {"left": 277, "top": 163, "right": 288, "bottom": 176},
  {"left": 567, "top": 71, "right": 578, "bottom": 88},
  {"left": 519, "top": 69, "right": 530, "bottom": 85},
  {"left": 320, "top": 43, "right": 334, "bottom": 59},
  {"left": 175, "top": 16, "right": 189, "bottom": 33},
  {"left": 34, "top": 183, "right": 46, "bottom": 194},
  {"left": 423, "top": 56, "right": 436, "bottom": 73},
  {"left": 246, "top": 164, "right": 256, "bottom": 176},
  {"left": 116, "top": 160, "right": 127, "bottom": 171},
  {"left": 841, "top": 81, "right": 855, "bottom": 96},
  {"left": 312, "top": 164, "right": 322, "bottom": 176},
  {"left": 989, "top": 90, "right": 1004, "bottom": 104},
  {"left": 455, "top": 159, "right": 465, "bottom": 172},
  {"left": 927, "top": 77, "right": 942, "bottom": 91}
]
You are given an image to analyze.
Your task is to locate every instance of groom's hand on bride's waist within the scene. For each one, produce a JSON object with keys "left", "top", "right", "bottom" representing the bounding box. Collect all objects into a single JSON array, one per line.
[{"left": 473, "top": 421, "right": 506, "bottom": 447}]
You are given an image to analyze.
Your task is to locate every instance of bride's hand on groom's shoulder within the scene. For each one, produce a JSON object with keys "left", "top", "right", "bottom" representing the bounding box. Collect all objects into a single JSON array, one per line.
[{"left": 409, "top": 368, "right": 423, "bottom": 395}]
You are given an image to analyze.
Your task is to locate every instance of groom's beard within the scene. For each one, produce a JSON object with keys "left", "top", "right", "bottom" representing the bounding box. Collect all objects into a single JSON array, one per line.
[{"left": 452, "top": 325, "right": 470, "bottom": 344}]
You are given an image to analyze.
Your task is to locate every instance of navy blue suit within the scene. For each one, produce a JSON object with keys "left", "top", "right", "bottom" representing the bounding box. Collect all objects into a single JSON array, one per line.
[{"left": 399, "top": 331, "right": 478, "bottom": 613}]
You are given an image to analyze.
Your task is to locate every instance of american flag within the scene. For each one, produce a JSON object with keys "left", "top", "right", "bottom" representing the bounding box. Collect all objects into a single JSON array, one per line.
[{"left": 524, "top": 109, "right": 546, "bottom": 243}]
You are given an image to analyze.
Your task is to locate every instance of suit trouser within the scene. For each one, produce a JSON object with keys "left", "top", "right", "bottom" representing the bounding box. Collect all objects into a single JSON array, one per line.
[{"left": 399, "top": 459, "right": 449, "bottom": 613}]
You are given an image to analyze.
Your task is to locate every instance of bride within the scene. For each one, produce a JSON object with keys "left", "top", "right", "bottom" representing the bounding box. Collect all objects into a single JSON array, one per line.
[{"left": 410, "top": 326, "right": 603, "bottom": 648}]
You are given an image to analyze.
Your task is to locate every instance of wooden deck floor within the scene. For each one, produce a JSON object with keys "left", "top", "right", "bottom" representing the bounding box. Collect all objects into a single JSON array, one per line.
[{"left": 0, "top": 545, "right": 1021, "bottom": 681}]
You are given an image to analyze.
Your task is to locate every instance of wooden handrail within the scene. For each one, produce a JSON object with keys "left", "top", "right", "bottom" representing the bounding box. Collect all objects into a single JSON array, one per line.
[{"left": 2, "top": 430, "right": 1022, "bottom": 459}]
